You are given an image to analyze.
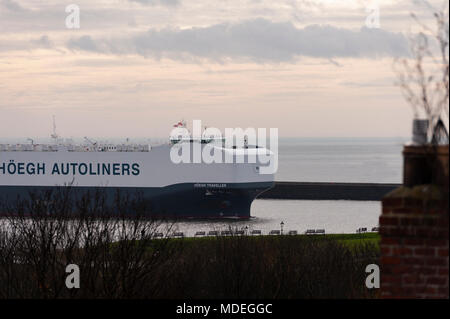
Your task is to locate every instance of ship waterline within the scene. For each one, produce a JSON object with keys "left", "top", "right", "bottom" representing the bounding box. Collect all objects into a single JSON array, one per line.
[{"left": 0, "top": 182, "right": 273, "bottom": 218}]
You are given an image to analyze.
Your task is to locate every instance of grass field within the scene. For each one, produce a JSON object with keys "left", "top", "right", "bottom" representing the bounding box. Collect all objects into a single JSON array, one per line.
[{"left": 167, "top": 232, "right": 380, "bottom": 247}]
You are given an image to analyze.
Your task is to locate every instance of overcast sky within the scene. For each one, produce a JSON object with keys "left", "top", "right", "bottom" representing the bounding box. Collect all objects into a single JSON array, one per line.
[{"left": 0, "top": 0, "right": 447, "bottom": 138}]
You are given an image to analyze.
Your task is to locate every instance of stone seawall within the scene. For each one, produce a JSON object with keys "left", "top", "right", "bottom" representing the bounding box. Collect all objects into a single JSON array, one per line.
[{"left": 258, "top": 182, "right": 400, "bottom": 201}]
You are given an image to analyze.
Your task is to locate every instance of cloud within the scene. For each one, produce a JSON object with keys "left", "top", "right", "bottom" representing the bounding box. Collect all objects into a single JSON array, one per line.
[
  {"left": 65, "top": 18, "right": 410, "bottom": 62},
  {"left": 128, "top": 0, "right": 180, "bottom": 6},
  {"left": 31, "top": 35, "right": 53, "bottom": 49},
  {"left": 0, "top": 0, "right": 26, "bottom": 12},
  {"left": 0, "top": 35, "right": 53, "bottom": 52},
  {"left": 67, "top": 35, "right": 99, "bottom": 52}
]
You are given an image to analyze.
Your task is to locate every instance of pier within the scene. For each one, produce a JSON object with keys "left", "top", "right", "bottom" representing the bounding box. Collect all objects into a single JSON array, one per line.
[{"left": 258, "top": 181, "right": 400, "bottom": 201}]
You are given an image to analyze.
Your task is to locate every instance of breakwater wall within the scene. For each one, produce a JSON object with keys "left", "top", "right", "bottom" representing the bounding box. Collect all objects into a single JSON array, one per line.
[{"left": 258, "top": 182, "right": 400, "bottom": 201}]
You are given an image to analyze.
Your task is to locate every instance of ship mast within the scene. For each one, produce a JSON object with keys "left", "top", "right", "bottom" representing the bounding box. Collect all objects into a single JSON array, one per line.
[
  {"left": 50, "top": 115, "right": 59, "bottom": 144},
  {"left": 84, "top": 136, "right": 98, "bottom": 151}
]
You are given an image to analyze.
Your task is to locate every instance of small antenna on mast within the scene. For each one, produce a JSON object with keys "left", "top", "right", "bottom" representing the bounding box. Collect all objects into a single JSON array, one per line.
[{"left": 50, "top": 115, "right": 59, "bottom": 143}]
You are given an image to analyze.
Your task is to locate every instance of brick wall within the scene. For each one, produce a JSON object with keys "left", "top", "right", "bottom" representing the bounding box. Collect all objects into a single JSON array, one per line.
[{"left": 380, "top": 145, "right": 449, "bottom": 299}]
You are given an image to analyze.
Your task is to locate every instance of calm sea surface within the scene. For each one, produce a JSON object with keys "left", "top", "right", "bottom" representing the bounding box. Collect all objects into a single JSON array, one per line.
[
  {"left": 1, "top": 137, "right": 407, "bottom": 234},
  {"left": 276, "top": 137, "right": 406, "bottom": 183},
  {"left": 164, "top": 199, "right": 381, "bottom": 236}
]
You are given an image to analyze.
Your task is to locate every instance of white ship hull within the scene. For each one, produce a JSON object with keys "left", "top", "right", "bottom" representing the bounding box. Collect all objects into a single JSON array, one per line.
[{"left": 0, "top": 143, "right": 274, "bottom": 218}]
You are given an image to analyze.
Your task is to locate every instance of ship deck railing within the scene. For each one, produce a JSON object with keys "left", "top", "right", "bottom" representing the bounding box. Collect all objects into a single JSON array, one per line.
[{"left": 0, "top": 144, "right": 151, "bottom": 152}]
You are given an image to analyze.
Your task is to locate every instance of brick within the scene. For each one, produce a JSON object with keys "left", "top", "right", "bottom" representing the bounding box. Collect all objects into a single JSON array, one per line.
[
  {"left": 381, "top": 291, "right": 392, "bottom": 298},
  {"left": 404, "top": 286, "right": 419, "bottom": 294},
  {"left": 405, "top": 238, "right": 424, "bottom": 245},
  {"left": 422, "top": 218, "right": 440, "bottom": 227},
  {"left": 403, "top": 257, "right": 425, "bottom": 266},
  {"left": 383, "top": 227, "right": 411, "bottom": 237},
  {"left": 425, "top": 239, "right": 448, "bottom": 246},
  {"left": 380, "top": 216, "right": 399, "bottom": 226},
  {"left": 388, "top": 285, "right": 405, "bottom": 295},
  {"left": 381, "top": 246, "right": 392, "bottom": 255},
  {"left": 437, "top": 249, "right": 449, "bottom": 257},
  {"left": 438, "top": 287, "right": 450, "bottom": 296},
  {"left": 427, "top": 277, "right": 447, "bottom": 285},
  {"left": 426, "top": 258, "right": 447, "bottom": 267},
  {"left": 382, "top": 197, "right": 403, "bottom": 207},
  {"left": 379, "top": 226, "right": 393, "bottom": 236},
  {"left": 417, "top": 267, "right": 437, "bottom": 275},
  {"left": 391, "top": 265, "right": 413, "bottom": 274},
  {"left": 394, "top": 247, "right": 413, "bottom": 255},
  {"left": 389, "top": 208, "right": 415, "bottom": 215},
  {"left": 437, "top": 230, "right": 449, "bottom": 237},
  {"left": 403, "top": 198, "right": 425, "bottom": 208},
  {"left": 414, "top": 247, "right": 436, "bottom": 256},
  {"left": 423, "top": 200, "right": 448, "bottom": 211},
  {"left": 381, "top": 256, "right": 402, "bottom": 265},
  {"left": 382, "top": 274, "right": 402, "bottom": 284},
  {"left": 414, "top": 228, "right": 428, "bottom": 237},
  {"left": 418, "top": 286, "right": 437, "bottom": 295},
  {"left": 403, "top": 274, "right": 424, "bottom": 285},
  {"left": 400, "top": 217, "right": 420, "bottom": 226},
  {"left": 381, "top": 237, "right": 402, "bottom": 245},
  {"left": 438, "top": 268, "right": 449, "bottom": 276},
  {"left": 416, "top": 227, "right": 444, "bottom": 238}
]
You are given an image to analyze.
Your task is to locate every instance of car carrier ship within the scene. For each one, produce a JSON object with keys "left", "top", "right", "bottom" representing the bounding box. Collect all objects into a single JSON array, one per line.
[{"left": 0, "top": 122, "right": 274, "bottom": 218}]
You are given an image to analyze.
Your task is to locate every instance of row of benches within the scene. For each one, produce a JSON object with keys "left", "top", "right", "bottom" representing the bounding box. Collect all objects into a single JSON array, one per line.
[
  {"left": 356, "top": 227, "right": 379, "bottom": 233},
  {"left": 151, "top": 229, "right": 329, "bottom": 238},
  {"left": 149, "top": 226, "right": 379, "bottom": 239}
]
